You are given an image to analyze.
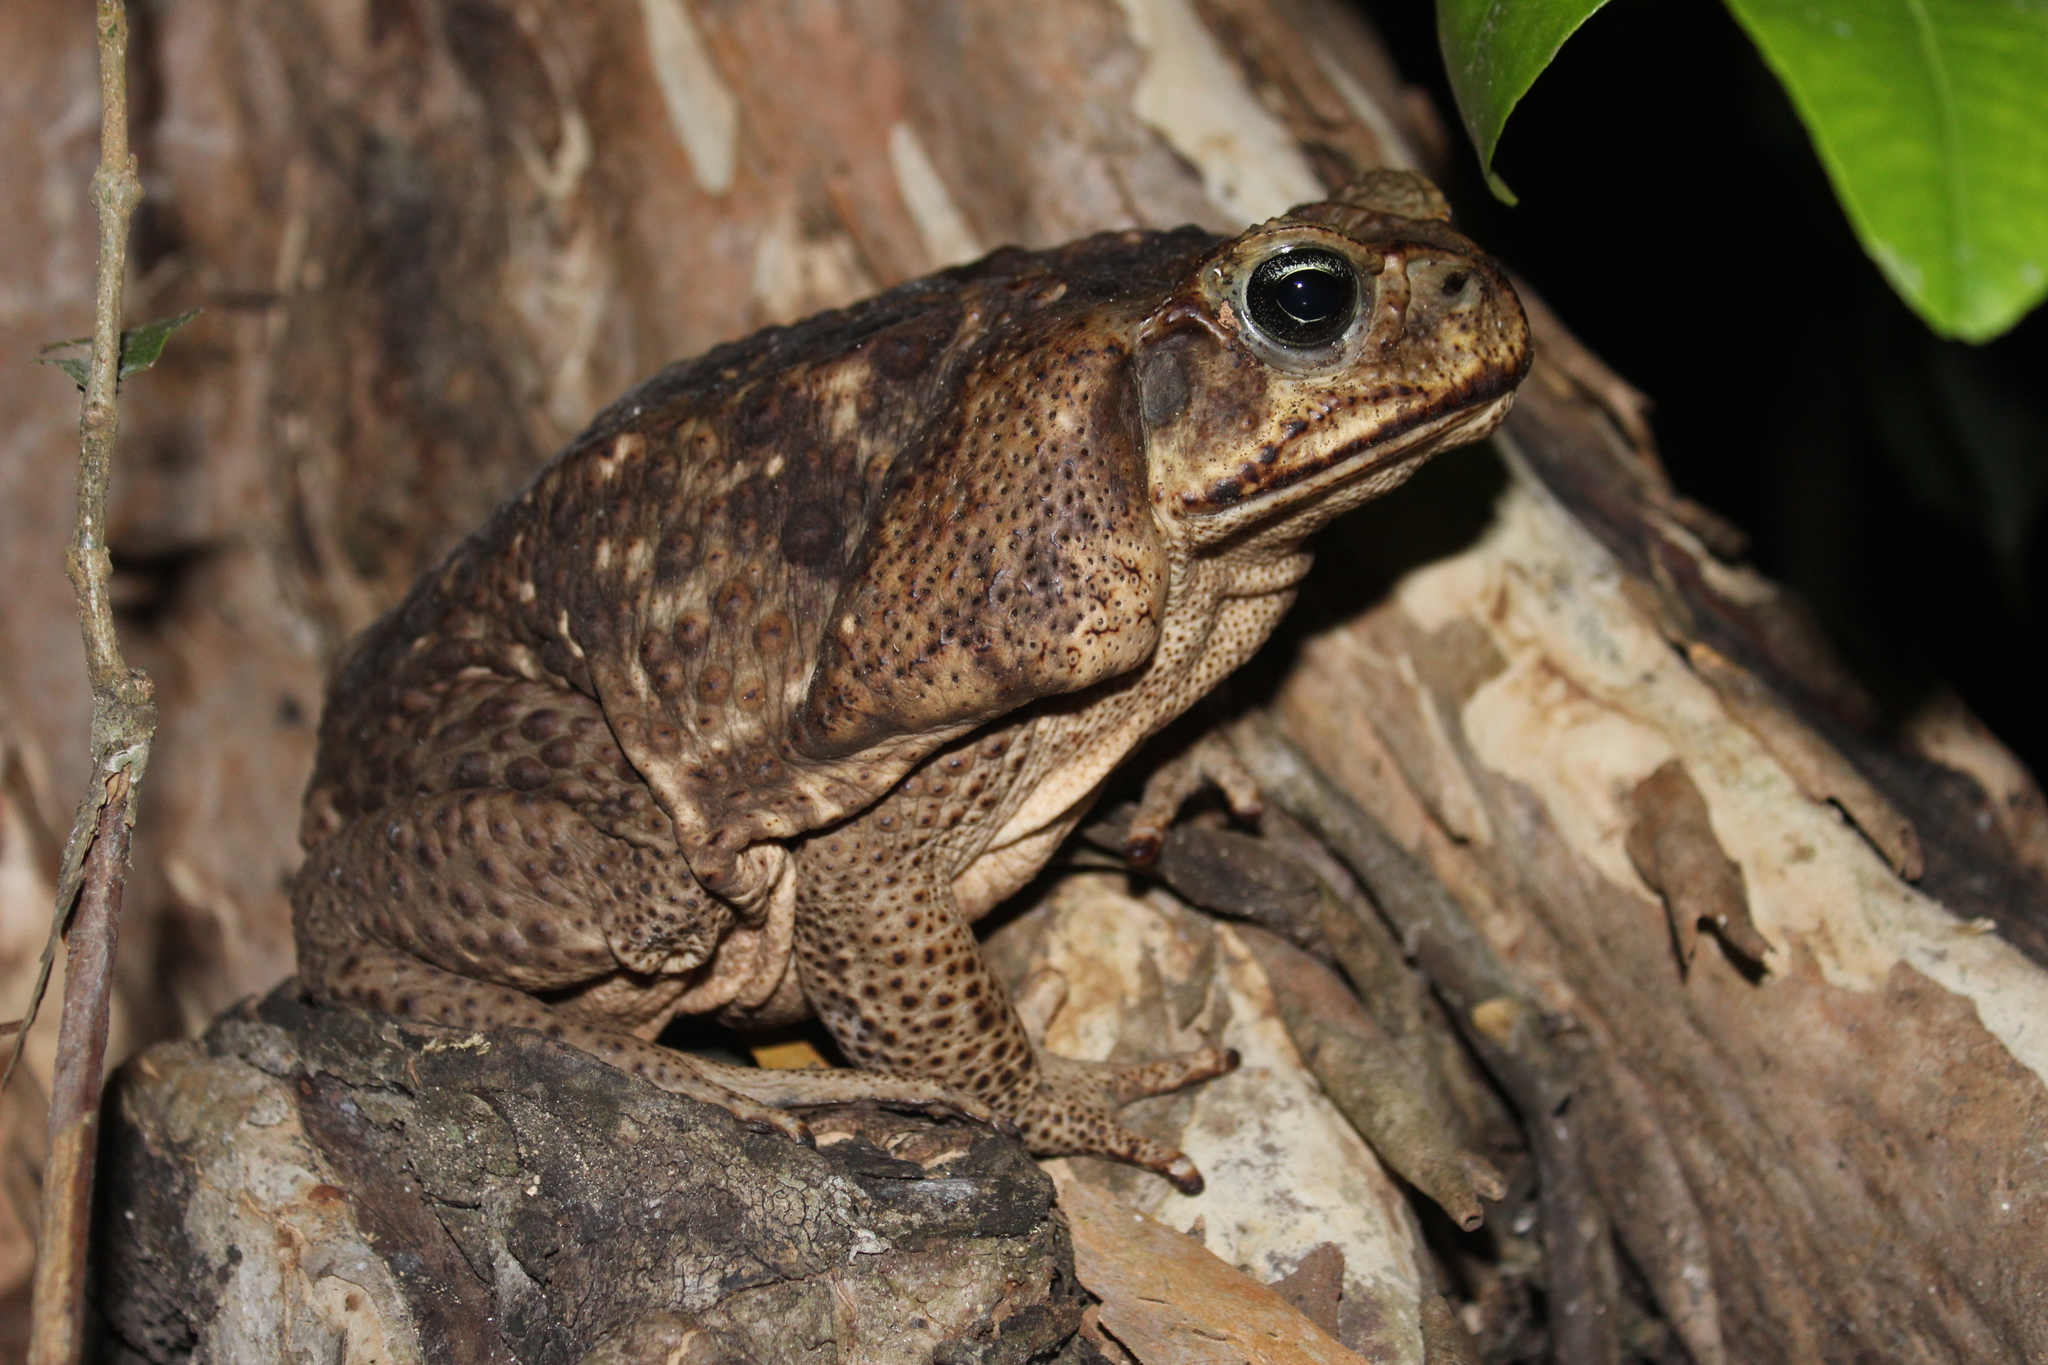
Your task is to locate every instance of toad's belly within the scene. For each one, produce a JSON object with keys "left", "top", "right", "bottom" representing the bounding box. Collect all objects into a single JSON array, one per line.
[{"left": 951, "top": 806, "right": 1095, "bottom": 921}]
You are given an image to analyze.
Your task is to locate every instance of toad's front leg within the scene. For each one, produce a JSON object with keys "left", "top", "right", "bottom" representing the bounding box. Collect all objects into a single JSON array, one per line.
[{"left": 795, "top": 823, "right": 1237, "bottom": 1192}]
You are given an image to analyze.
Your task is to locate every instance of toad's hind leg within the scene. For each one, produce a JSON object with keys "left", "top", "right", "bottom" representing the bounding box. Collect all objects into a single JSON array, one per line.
[
  {"left": 796, "top": 829, "right": 1237, "bottom": 1191},
  {"left": 292, "top": 776, "right": 998, "bottom": 1133},
  {"left": 302, "top": 929, "right": 802, "bottom": 1138},
  {"left": 299, "top": 929, "right": 1001, "bottom": 1136}
]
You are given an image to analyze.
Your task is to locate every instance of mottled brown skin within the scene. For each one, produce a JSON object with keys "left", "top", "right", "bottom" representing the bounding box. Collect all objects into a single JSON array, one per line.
[{"left": 293, "top": 171, "right": 1532, "bottom": 1190}]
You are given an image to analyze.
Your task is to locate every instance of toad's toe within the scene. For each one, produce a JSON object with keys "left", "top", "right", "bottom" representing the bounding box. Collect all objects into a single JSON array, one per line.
[
  {"left": 1011, "top": 1047, "right": 1240, "bottom": 1192},
  {"left": 1098, "top": 1046, "right": 1239, "bottom": 1104}
]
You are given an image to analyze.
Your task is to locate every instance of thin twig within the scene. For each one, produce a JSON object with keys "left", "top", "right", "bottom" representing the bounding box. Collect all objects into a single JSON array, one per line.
[
  {"left": 26, "top": 778, "right": 136, "bottom": 1363},
  {"left": 21, "top": 0, "right": 155, "bottom": 1359},
  {"left": 1236, "top": 925, "right": 1506, "bottom": 1231}
]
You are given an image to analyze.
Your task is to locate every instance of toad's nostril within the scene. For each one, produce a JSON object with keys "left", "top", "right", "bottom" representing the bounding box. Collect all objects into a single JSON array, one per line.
[{"left": 1441, "top": 271, "right": 1469, "bottom": 296}]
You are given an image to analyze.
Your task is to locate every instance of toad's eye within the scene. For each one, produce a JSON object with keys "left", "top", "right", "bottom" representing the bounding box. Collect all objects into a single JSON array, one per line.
[{"left": 1244, "top": 248, "right": 1360, "bottom": 349}]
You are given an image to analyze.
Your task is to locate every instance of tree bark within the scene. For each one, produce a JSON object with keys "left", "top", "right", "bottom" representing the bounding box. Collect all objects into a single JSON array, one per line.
[
  {"left": 1, "top": 0, "right": 2044, "bottom": 1360},
  {"left": 93, "top": 989, "right": 1084, "bottom": 1365}
]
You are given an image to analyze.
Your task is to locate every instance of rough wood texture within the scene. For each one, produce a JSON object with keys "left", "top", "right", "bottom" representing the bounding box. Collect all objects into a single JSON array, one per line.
[
  {"left": 93, "top": 988, "right": 1084, "bottom": 1364},
  {"left": 1262, "top": 401, "right": 2048, "bottom": 1360},
  {"left": 2, "top": 0, "right": 2044, "bottom": 1360}
]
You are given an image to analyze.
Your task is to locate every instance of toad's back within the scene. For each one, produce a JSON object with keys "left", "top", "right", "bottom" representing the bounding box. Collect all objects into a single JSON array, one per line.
[{"left": 301, "top": 226, "right": 1220, "bottom": 879}]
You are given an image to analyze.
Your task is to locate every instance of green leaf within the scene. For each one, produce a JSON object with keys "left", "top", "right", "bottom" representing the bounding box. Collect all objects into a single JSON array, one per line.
[
  {"left": 35, "top": 308, "right": 201, "bottom": 389},
  {"left": 1721, "top": 0, "right": 2048, "bottom": 342},
  {"left": 35, "top": 354, "right": 91, "bottom": 387},
  {"left": 116, "top": 307, "right": 201, "bottom": 377},
  {"left": 1436, "top": 0, "right": 1615, "bottom": 204}
]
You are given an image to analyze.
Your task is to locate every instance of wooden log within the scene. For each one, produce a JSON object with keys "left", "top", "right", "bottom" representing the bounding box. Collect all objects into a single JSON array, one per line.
[{"left": 93, "top": 988, "right": 1082, "bottom": 1364}]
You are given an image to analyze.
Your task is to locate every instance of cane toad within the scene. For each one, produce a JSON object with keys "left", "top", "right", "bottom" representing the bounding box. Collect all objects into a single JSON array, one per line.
[{"left": 293, "top": 171, "right": 1531, "bottom": 1191}]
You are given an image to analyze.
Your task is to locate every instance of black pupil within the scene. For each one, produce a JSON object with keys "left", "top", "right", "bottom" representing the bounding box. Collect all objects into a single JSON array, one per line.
[{"left": 1246, "top": 249, "right": 1359, "bottom": 348}]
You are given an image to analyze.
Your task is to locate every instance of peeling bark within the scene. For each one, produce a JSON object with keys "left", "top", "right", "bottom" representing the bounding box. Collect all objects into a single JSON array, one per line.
[{"left": 1623, "top": 759, "right": 1769, "bottom": 969}]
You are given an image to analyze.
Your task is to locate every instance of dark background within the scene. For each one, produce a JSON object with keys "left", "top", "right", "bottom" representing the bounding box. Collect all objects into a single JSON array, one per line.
[{"left": 1361, "top": 0, "right": 2047, "bottom": 777}]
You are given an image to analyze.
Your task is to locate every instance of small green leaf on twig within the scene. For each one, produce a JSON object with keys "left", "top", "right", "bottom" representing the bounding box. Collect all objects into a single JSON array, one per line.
[
  {"left": 116, "top": 307, "right": 202, "bottom": 376},
  {"left": 1436, "top": 0, "right": 1614, "bottom": 205},
  {"left": 35, "top": 307, "right": 202, "bottom": 388},
  {"left": 34, "top": 350, "right": 91, "bottom": 388}
]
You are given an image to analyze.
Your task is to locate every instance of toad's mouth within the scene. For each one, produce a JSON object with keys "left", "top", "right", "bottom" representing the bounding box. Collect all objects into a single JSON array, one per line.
[{"left": 1181, "top": 367, "right": 1525, "bottom": 519}]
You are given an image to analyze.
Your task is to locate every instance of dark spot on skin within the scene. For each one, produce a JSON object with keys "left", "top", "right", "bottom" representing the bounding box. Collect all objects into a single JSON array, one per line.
[
  {"left": 505, "top": 757, "right": 549, "bottom": 791},
  {"left": 864, "top": 308, "right": 956, "bottom": 382},
  {"left": 425, "top": 639, "right": 489, "bottom": 672},
  {"left": 473, "top": 695, "right": 519, "bottom": 726},
  {"left": 651, "top": 660, "right": 689, "bottom": 695},
  {"left": 654, "top": 531, "right": 698, "bottom": 584},
  {"left": 714, "top": 578, "right": 753, "bottom": 623},
  {"left": 780, "top": 500, "right": 841, "bottom": 569},
  {"left": 754, "top": 611, "right": 794, "bottom": 655},
  {"left": 696, "top": 666, "right": 731, "bottom": 703},
  {"left": 450, "top": 753, "right": 493, "bottom": 787},
  {"left": 1138, "top": 341, "right": 1190, "bottom": 426}
]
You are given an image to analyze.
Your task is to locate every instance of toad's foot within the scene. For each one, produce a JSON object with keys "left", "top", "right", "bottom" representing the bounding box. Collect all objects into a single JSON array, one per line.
[
  {"left": 310, "top": 939, "right": 999, "bottom": 1141},
  {"left": 1124, "top": 731, "right": 1264, "bottom": 865},
  {"left": 1011, "top": 1047, "right": 1240, "bottom": 1194}
]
